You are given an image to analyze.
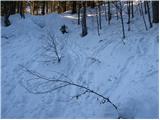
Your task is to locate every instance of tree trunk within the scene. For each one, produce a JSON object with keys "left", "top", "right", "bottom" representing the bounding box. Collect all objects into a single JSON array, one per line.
[
  {"left": 116, "top": 1, "right": 119, "bottom": 20},
  {"left": 10, "top": 1, "right": 16, "bottom": 15},
  {"left": 144, "top": 1, "right": 147, "bottom": 14},
  {"left": 32, "top": 2, "right": 34, "bottom": 15},
  {"left": 152, "top": 1, "right": 159, "bottom": 23},
  {"left": 104, "top": 2, "right": 107, "bottom": 21},
  {"left": 146, "top": 1, "right": 152, "bottom": 28},
  {"left": 131, "top": 1, "right": 134, "bottom": 18},
  {"left": 4, "top": 2, "right": 11, "bottom": 26},
  {"left": 138, "top": 2, "right": 142, "bottom": 16},
  {"left": 98, "top": 3, "right": 102, "bottom": 29},
  {"left": 50, "top": 2, "right": 53, "bottom": 12},
  {"left": 81, "top": 2, "right": 87, "bottom": 37},
  {"left": 140, "top": 2, "right": 148, "bottom": 30},
  {"left": 72, "top": 1, "right": 77, "bottom": 14},
  {"left": 46, "top": 2, "right": 48, "bottom": 14},
  {"left": 96, "top": 6, "right": 100, "bottom": 36},
  {"left": 20, "top": 1, "right": 25, "bottom": 18},
  {"left": 127, "top": 1, "right": 131, "bottom": 31},
  {"left": 90, "top": 1, "right": 95, "bottom": 8},
  {"left": 108, "top": 1, "right": 111, "bottom": 24},
  {"left": 119, "top": 2, "right": 125, "bottom": 39},
  {"left": 77, "top": 2, "right": 81, "bottom": 25},
  {"left": 62, "top": 1, "right": 66, "bottom": 12},
  {"left": 41, "top": 1, "right": 45, "bottom": 15}
]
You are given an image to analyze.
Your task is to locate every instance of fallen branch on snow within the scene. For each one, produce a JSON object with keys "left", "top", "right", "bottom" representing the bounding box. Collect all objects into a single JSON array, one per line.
[{"left": 19, "top": 64, "right": 119, "bottom": 117}]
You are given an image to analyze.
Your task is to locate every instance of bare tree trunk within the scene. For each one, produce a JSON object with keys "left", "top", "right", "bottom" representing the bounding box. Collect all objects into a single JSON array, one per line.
[
  {"left": 146, "top": 1, "right": 152, "bottom": 28},
  {"left": 144, "top": 1, "right": 147, "bottom": 14},
  {"left": 4, "top": 2, "right": 11, "bottom": 26},
  {"left": 36, "top": 7, "right": 39, "bottom": 15},
  {"left": 138, "top": 2, "right": 142, "bottom": 16},
  {"left": 115, "top": 1, "right": 119, "bottom": 20},
  {"left": 46, "top": 1, "right": 48, "bottom": 14},
  {"left": 96, "top": 6, "right": 100, "bottom": 36},
  {"left": 127, "top": 1, "right": 131, "bottom": 31},
  {"left": 104, "top": 2, "right": 107, "bottom": 22},
  {"left": 119, "top": 2, "right": 125, "bottom": 39},
  {"left": 90, "top": 1, "right": 95, "bottom": 8},
  {"left": 77, "top": 2, "right": 81, "bottom": 25},
  {"left": 72, "top": 1, "right": 77, "bottom": 14},
  {"left": 10, "top": 1, "right": 16, "bottom": 15},
  {"left": 131, "top": 1, "right": 134, "bottom": 18},
  {"left": 108, "top": 1, "right": 111, "bottom": 24},
  {"left": 50, "top": 2, "right": 53, "bottom": 12},
  {"left": 62, "top": 1, "right": 66, "bottom": 12},
  {"left": 152, "top": 1, "right": 159, "bottom": 23},
  {"left": 81, "top": 2, "right": 87, "bottom": 37},
  {"left": 140, "top": 2, "right": 148, "bottom": 30},
  {"left": 41, "top": 1, "right": 45, "bottom": 15},
  {"left": 34, "top": 2, "right": 38, "bottom": 15},
  {"left": 98, "top": 3, "right": 102, "bottom": 29},
  {"left": 32, "top": 2, "right": 34, "bottom": 15},
  {"left": 111, "top": 1, "right": 125, "bottom": 39},
  {"left": 19, "top": 1, "right": 25, "bottom": 18}
]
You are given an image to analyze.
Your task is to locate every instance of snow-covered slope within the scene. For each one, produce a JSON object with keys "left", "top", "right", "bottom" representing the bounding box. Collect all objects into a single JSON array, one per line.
[{"left": 1, "top": 8, "right": 159, "bottom": 118}]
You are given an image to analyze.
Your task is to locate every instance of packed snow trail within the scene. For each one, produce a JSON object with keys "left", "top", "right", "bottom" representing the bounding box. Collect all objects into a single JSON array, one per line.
[{"left": 1, "top": 11, "right": 158, "bottom": 119}]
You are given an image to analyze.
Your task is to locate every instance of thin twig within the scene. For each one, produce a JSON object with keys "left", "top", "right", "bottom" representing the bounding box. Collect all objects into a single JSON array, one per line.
[{"left": 71, "top": 90, "right": 89, "bottom": 100}]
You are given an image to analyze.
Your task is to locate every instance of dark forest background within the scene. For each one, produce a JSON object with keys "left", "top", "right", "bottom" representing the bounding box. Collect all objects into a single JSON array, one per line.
[{"left": 1, "top": 1, "right": 159, "bottom": 37}]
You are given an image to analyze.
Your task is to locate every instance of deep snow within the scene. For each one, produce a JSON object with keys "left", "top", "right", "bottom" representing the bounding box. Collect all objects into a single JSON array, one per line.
[{"left": 1, "top": 5, "right": 159, "bottom": 119}]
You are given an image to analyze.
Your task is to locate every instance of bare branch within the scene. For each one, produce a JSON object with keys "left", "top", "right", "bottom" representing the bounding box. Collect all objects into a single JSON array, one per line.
[
  {"left": 71, "top": 90, "right": 89, "bottom": 100},
  {"left": 46, "top": 30, "right": 61, "bottom": 63},
  {"left": 19, "top": 65, "right": 119, "bottom": 115},
  {"left": 20, "top": 81, "right": 70, "bottom": 94}
]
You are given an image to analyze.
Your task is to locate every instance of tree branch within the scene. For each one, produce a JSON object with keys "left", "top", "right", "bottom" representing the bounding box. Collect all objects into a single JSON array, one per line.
[{"left": 19, "top": 64, "right": 119, "bottom": 115}]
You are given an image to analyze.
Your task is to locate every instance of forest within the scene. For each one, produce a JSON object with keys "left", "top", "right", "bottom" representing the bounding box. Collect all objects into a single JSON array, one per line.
[
  {"left": 1, "top": 0, "right": 159, "bottom": 119},
  {"left": 1, "top": 1, "right": 159, "bottom": 37}
]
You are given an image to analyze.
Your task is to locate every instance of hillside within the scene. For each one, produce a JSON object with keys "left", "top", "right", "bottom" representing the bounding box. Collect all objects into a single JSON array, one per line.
[{"left": 1, "top": 6, "right": 159, "bottom": 118}]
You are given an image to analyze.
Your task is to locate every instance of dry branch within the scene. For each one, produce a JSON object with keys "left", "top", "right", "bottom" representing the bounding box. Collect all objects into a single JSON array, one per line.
[{"left": 19, "top": 64, "right": 119, "bottom": 115}]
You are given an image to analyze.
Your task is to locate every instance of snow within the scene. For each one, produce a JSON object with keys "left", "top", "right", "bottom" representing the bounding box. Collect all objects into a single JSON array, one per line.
[{"left": 1, "top": 6, "right": 159, "bottom": 119}]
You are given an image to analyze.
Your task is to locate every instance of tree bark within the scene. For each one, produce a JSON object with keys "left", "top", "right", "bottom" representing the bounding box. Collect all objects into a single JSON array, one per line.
[
  {"left": 152, "top": 1, "right": 159, "bottom": 23},
  {"left": 81, "top": 2, "right": 87, "bottom": 37},
  {"left": 41, "top": 1, "right": 45, "bottom": 15},
  {"left": 46, "top": 1, "right": 48, "bottom": 14},
  {"left": 131, "top": 1, "right": 134, "bottom": 18},
  {"left": 127, "top": 1, "right": 131, "bottom": 31},
  {"left": 10, "top": 1, "right": 16, "bottom": 15},
  {"left": 119, "top": 2, "right": 125, "bottom": 39},
  {"left": 104, "top": 2, "right": 107, "bottom": 21},
  {"left": 144, "top": 1, "right": 147, "bottom": 14},
  {"left": 116, "top": 1, "right": 119, "bottom": 20},
  {"left": 146, "top": 1, "right": 152, "bottom": 28},
  {"left": 140, "top": 2, "right": 148, "bottom": 30},
  {"left": 96, "top": 6, "right": 100, "bottom": 36},
  {"left": 90, "top": 1, "right": 95, "bottom": 8},
  {"left": 4, "top": 2, "right": 11, "bottom": 26},
  {"left": 77, "top": 2, "right": 81, "bottom": 25},
  {"left": 138, "top": 2, "right": 142, "bottom": 16},
  {"left": 108, "top": 1, "right": 111, "bottom": 24},
  {"left": 62, "top": 1, "right": 66, "bottom": 12},
  {"left": 98, "top": 3, "right": 102, "bottom": 29},
  {"left": 71, "top": 1, "right": 77, "bottom": 14},
  {"left": 20, "top": 1, "right": 25, "bottom": 18}
]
